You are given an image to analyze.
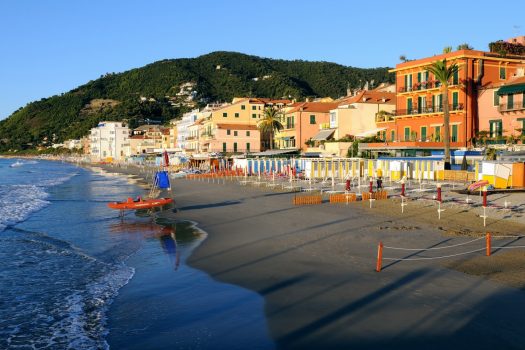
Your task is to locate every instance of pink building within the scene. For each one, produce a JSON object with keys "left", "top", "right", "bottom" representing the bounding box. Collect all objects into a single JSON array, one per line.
[{"left": 207, "top": 124, "right": 260, "bottom": 153}]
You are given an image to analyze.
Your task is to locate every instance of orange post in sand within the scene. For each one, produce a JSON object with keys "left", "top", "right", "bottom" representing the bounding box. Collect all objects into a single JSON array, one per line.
[
  {"left": 376, "top": 241, "right": 384, "bottom": 272},
  {"left": 486, "top": 233, "right": 491, "bottom": 256}
]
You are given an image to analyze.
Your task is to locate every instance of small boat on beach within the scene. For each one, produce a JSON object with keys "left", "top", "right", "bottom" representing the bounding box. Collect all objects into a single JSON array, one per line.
[
  {"left": 108, "top": 197, "right": 174, "bottom": 210},
  {"left": 467, "top": 180, "right": 489, "bottom": 192}
]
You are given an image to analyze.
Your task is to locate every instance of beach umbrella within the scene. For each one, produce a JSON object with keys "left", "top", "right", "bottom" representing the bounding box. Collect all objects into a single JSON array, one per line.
[{"left": 163, "top": 150, "right": 169, "bottom": 167}]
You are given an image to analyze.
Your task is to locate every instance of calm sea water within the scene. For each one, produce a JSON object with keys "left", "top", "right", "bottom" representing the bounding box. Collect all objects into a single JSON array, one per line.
[{"left": 0, "top": 158, "right": 273, "bottom": 349}]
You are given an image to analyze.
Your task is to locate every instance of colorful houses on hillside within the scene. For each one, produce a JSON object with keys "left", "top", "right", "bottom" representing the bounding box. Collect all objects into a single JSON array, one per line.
[{"left": 85, "top": 36, "right": 525, "bottom": 161}]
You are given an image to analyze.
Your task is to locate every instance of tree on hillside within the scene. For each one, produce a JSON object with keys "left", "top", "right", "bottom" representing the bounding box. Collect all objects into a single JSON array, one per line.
[
  {"left": 426, "top": 59, "right": 460, "bottom": 169},
  {"left": 257, "top": 106, "right": 284, "bottom": 150}
]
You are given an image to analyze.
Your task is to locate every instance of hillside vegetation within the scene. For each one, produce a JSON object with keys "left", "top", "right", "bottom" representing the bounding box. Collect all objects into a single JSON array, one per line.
[{"left": 0, "top": 51, "right": 393, "bottom": 151}]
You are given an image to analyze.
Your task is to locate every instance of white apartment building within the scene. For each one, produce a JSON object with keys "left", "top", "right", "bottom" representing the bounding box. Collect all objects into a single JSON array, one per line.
[
  {"left": 89, "top": 121, "right": 130, "bottom": 161},
  {"left": 175, "top": 109, "right": 200, "bottom": 151}
]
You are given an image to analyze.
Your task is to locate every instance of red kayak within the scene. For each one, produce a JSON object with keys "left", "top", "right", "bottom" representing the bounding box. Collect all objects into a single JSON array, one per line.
[{"left": 108, "top": 197, "right": 174, "bottom": 210}]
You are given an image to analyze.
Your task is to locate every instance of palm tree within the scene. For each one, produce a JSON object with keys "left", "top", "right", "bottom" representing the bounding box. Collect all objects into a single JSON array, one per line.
[
  {"left": 427, "top": 59, "right": 460, "bottom": 169},
  {"left": 257, "top": 106, "right": 284, "bottom": 150}
]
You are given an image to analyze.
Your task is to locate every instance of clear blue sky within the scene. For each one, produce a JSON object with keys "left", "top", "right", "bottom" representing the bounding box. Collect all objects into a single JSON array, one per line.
[{"left": 1, "top": 0, "right": 523, "bottom": 120}]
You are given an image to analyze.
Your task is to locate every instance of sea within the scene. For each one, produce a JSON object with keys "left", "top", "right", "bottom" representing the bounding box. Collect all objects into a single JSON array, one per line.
[{"left": 0, "top": 158, "right": 273, "bottom": 349}]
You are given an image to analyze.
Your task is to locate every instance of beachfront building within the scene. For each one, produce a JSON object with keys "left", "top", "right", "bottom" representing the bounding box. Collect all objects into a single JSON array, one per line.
[
  {"left": 129, "top": 125, "right": 167, "bottom": 154},
  {"left": 89, "top": 121, "right": 130, "bottom": 161},
  {"left": 361, "top": 37, "right": 525, "bottom": 156},
  {"left": 275, "top": 102, "right": 339, "bottom": 152},
  {"left": 175, "top": 109, "right": 200, "bottom": 151},
  {"left": 330, "top": 89, "right": 396, "bottom": 140},
  {"left": 199, "top": 97, "right": 290, "bottom": 153},
  {"left": 478, "top": 70, "right": 525, "bottom": 144}
]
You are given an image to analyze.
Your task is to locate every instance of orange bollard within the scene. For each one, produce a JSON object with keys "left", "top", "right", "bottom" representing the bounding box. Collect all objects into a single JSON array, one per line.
[
  {"left": 376, "top": 241, "right": 383, "bottom": 272},
  {"left": 486, "top": 233, "right": 491, "bottom": 256}
]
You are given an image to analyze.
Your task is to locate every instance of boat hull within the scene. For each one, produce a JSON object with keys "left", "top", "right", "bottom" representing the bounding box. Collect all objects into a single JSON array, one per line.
[{"left": 108, "top": 197, "right": 174, "bottom": 210}]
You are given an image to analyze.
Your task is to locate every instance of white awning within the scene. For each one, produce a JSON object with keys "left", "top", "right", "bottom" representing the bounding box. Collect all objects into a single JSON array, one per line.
[
  {"left": 355, "top": 127, "right": 386, "bottom": 137},
  {"left": 311, "top": 129, "right": 335, "bottom": 141}
]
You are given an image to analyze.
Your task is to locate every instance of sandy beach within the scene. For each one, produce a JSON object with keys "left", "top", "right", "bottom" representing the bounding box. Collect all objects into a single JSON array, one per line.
[{"left": 97, "top": 164, "right": 525, "bottom": 349}]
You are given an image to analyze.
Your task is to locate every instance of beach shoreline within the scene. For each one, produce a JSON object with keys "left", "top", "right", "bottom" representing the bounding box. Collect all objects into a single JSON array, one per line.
[{"left": 93, "top": 163, "right": 525, "bottom": 349}]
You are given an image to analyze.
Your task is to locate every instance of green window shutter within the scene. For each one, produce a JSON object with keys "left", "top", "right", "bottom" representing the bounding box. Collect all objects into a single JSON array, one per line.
[
  {"left": 435, "top": 126, "right": 441, "bottom": 142},
  {"left": 417, "top": 96, "right": 423, "bottom": 113},
  {"left": 222, "top": 143, "right": 226, "bottom": 152},
  {"left": 391, "top": 130, "right": 395, "bottom": 142},
  {"left": 246, "top": 143, "right": 250, "bottom": 151},
  {"left": 404, "top": 75, "right": 408, "bottom": 90},
  {"left": 246, "top": 131, "right": 250, "bottom": 136},
  {"left": 500, "top": 67, "right": 506, "bottom": 80},
  {"left": 432, "top": 95, "right": 435, "bottom": 109},
  {"left": 233, "top": 142, "right": 238, "bottom": 152},
  {"left": 310, "top": 115, "right": 316, "bottom": 124},
  {"left": 241, "top": 105, "right": 246, "bottom": 110},
  {"left": 223, "top": 112, "right": 227, "bottom": 118},
  {"left": 452, "top": 92, "right": 459, "bottom": 109},
  {"left": 252, "top": 106, "right": 256, "bottom": 110},
  {"left": 404, "top": 127, "right": 410, "bottom": 141},
  {"left": 235, "top": 113, "right": 239, "bottom": 118},
  {"left": 417, "top": 72, "right": 421, "bottom": 83},
  {"left": 494, "top": 91, "right": 500, "bottom": 106},
  {"left": 453, "top": 70, "right": 459, "bottom": 85},
  {"left": 421, "top": 127, "right": 427, "bottom": 141},
  {"left": 407, "top": 98, "right": 413, "bottom": 113},
  {"left": 508, "top": 93, "right": 514, "bottom": 109},
  {"left": 234, "top": 131, "right": 238, "bottom": 136},
  {"left": 227, "top": 129, "right": 230, "bottom": 135},
  {"left": 452, "top": 125, "right": 458, "bottom": 142}
]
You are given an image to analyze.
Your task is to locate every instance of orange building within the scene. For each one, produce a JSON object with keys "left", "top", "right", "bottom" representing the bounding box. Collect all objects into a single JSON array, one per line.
[
  {"left": 276, "top": 102, "right": 340, "bottom": 151},
  {"left": 362, "top": 38, "right": 525, "bottom": 156}
]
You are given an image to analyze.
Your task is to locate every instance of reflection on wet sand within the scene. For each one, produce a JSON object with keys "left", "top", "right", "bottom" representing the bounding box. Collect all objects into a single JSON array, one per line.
[{"left": 108, "top": 220, "right": 188, "bottom": 270}]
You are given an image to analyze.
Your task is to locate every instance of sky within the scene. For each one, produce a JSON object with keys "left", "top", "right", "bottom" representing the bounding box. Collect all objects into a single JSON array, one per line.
[{"left": 0, "top": 0, "right": 523, "bottom": 120}]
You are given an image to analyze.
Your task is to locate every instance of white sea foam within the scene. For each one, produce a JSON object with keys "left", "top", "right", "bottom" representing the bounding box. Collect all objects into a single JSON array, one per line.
[{"left": 0, "top": 185, "right": 50, "bottom": 232}]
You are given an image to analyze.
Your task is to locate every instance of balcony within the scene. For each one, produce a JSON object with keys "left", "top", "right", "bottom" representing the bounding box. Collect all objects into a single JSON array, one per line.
[
  {"left": 394, "top": 104, "right": 464, "bottom": 117},
  {"left": 375, "top": 113, "right": 395, "bottom": 123},
  {"left": 397, "top": 80, "right": 462, "bottom": 94},
  {"left": 185, "top": 135, "right": 198, "bottom": 141},
  {"left": 498, "top": 101, "right": 525, "bottom": 112},
  {"left": 200, "top": 131, "right": 216, "bottom": 140}
]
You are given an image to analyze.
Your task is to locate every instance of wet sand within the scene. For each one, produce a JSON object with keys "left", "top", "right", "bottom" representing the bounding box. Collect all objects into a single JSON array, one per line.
[{"left": 96, "top": 165, "right": 525, "bottom": 349}]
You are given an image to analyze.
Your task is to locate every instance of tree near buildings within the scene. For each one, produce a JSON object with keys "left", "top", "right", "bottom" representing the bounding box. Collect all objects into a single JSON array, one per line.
[
  {"left": 257, "top": 106, "right": 284, "bottom": 150},
  {"left": 427, "top": 59, "right": 460, "bottom": 169}
]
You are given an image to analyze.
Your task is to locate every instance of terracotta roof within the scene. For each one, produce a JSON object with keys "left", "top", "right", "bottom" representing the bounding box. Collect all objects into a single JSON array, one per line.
[
  {"left": 286, "top": 102, "right": 340, "bottom": 114},
  {"left": 336, "top": 90, "right": 396, "bottom": 105},
  {"left": 130, "top": 135, "right": 145, "bottom": 140},
  {"left": 216, "top": 124, "right": 259, "bottom": 130}
]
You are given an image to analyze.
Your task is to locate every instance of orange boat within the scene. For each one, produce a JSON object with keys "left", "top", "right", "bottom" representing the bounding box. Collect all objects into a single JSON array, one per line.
[{"left": 108, "top": 197, "right": 174, "bottom": 210}]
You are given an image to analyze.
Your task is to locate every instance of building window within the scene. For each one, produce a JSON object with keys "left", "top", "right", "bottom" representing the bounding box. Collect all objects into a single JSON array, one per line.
[
  {"left": 310, "top": 115, "right": 316, "bottom": 124},
  {"left": 404, "top": 127, "right": 411, "bottom": 141},
  {"left": 252, "top": 113, "right": 257, "bottom": 118},
  {"left": 452, "top": 70, "right": 459, "bottom": 85},
  {"left": 452, "top": 91, "right": 459, "bottom": 110},
  {"left": 233, "top": 142, "right": 238, "bottom": 152},
  {"left": 286, "top": 116, "right": 295, "bottom": 129},
  {"left": 235, "top": 113, "right": 239, "bottom": 118},
  {"left": 227, "top": 129, "right": 231, "bottom": 135},
  {"left": 234, "top": 131, "right": 238, "bottom": 136},
  {"left": 499, "top": 66, "right": 506, "bottom": 80},
  {"left": 451, "top": 125, "right": 458, "bottom": 142},
  {"left": 246, "top": 131, "right": 250, "bottom": 136},
  {"left": 252, "top": 106, "right": 256, "bottom": 110},
  {"left": 489, "top": 120, "right": 503, "bottom": 138},
  {"left": 223, "top": 112, "right": 228, "bottom": 118},
  {"left": 390, "top": 130, "right": 395, "bottom": 142},
  {"left": 246, "top": 142, "right": 250, "bottom": 151},
  {"left": 222, "top": 143, "right": 227, "bottom": 152},
  {"left": 520, "top": 119, "right": 525, "bottom": 135},
  {"left": 421, "top": 126, "right": 427, "bottom": 141},
  {"left": 435, "top": 126, "right": 441, "bottom": 142},
  {"left": 508, "top": 93, "right": 514, "bottom": 109},
  {"left": 241, "top": 105, "right": 246, "bottom": 110},
  {"left": 493, "top": 91, "right": 500, "bottom": 106},
  {"left": 407, "top": 98, "right": 413, "bottom": 113}
]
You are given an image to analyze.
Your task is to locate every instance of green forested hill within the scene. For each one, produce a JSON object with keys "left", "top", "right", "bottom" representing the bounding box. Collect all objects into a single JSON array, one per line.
[{"left": 0, "top": 51, "right": 393, "bottom": 151}]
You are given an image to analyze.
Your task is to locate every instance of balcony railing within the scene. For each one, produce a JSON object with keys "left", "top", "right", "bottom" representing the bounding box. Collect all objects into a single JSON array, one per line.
[
  {"left": 498, "top": 101, "right": 525, "bottom": 112},
  {"left": 375, "top": 114, "right": 395, "bottom": 123},
  {"left": 394, "top": 104, "right": 464, "bottom": 117},
  {"left": 185, "top": 136, "right": 198, "bottom": 141},
  {"left": 398, "top": 80, "right": 462, "bottom": 93}
]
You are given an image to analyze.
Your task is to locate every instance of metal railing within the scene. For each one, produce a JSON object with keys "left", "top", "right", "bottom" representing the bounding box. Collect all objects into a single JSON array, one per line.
[
  {"left": 498, "top": 101, "right": 525, "bottom": 112},
  {"left": 394, "top": 104, "right": 464, "bottom": 117},
  {"left": 397, "top": 80, "right": 461, "bottom": 93}
]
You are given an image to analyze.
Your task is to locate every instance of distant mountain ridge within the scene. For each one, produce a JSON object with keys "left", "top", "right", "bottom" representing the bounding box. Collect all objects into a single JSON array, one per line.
[{"left": 0, "top": 51, "right": 393, "bottom": 151}]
